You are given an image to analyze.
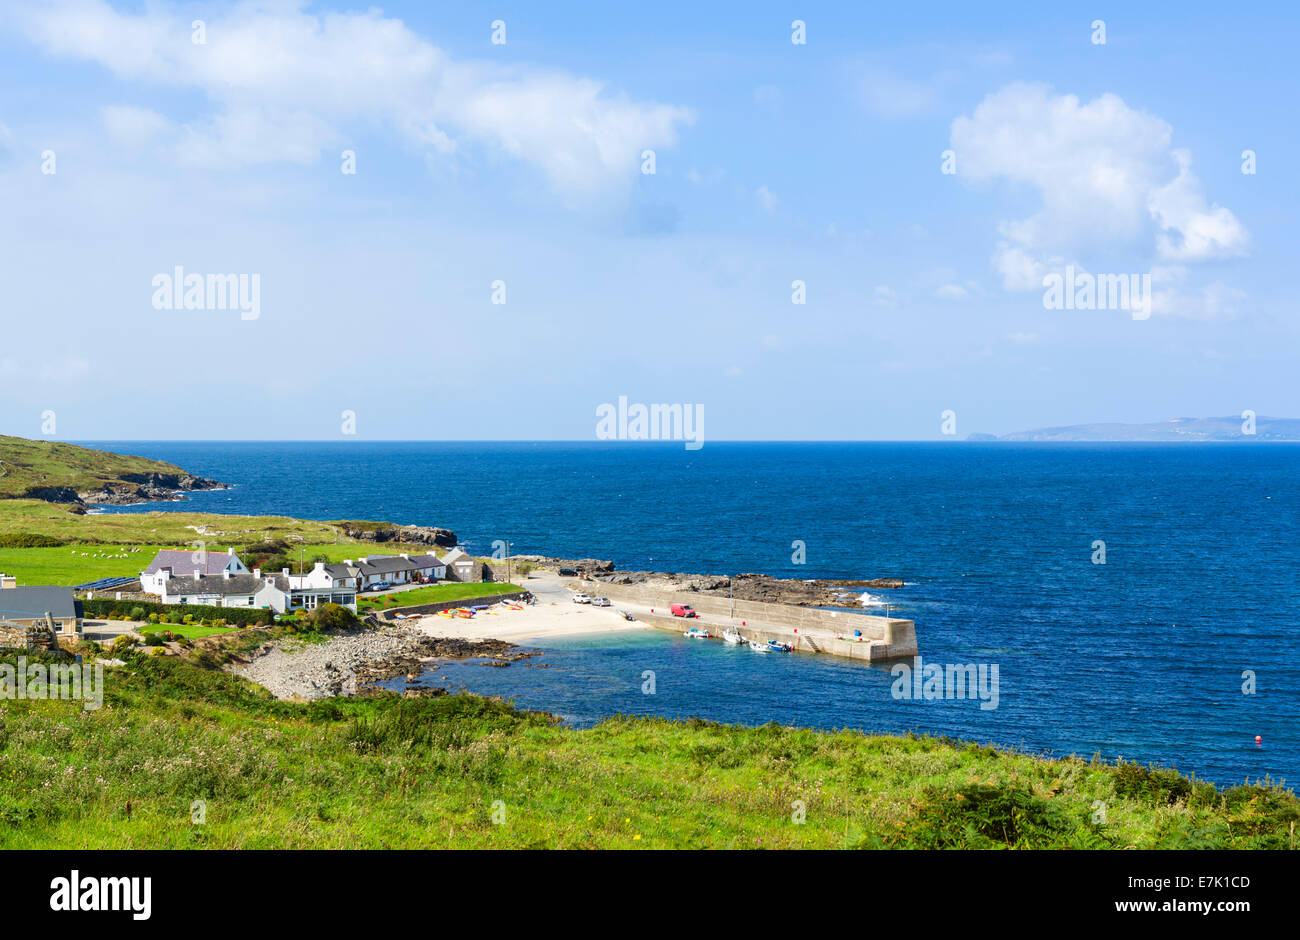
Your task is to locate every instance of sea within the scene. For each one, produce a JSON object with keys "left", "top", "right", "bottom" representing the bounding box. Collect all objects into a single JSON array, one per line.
[{"left": 83, "top": 441, "right": 1299, "bottom": 788}]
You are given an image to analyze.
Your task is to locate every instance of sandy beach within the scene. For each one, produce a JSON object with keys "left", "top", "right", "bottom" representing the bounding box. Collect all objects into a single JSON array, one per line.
[
  {"left": 229, "top": 572, "right": 650, "bottom": 699},
  {"left": 403, "top": 571, "right": 651, "bottom": 644}
]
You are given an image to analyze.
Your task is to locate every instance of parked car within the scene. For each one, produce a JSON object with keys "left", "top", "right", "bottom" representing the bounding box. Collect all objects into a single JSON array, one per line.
[
  {"left": 367, "top": 581, "right": 393, "bottom": 592},
  {"left": 591, "top": 597, "right": 611, "bottom": 607},
  {"left": 558, "top": 567, "right": 578, "bottom": 576},
  {"left": 572, "top": 593, "right": 591, "bottom": 604},
  {"left": 670, "top": 603, "right": 698, "bottom": 618}
]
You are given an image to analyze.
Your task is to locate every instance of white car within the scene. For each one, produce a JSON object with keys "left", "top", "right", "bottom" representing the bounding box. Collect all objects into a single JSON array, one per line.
[
  {"left": 591, "top": 597, "right": 611, "bottom": 607},
  {"left": 572, "top": 593, "right": 591, "bottom": 604}
]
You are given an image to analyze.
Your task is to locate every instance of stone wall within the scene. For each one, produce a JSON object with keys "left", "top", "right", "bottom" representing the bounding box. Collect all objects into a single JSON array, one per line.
[
  {"left": 580, "top": 580, "right": 918, "bottom": 658},
  {"left": 377, "top": 591, "right": 529, "bottom": 620}
]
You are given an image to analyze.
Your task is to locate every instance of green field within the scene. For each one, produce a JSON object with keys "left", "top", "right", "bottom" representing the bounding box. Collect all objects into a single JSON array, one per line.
[
  {"left": 358, "top": 582, "right": 522, "bottom": 612},
  {"left": 1, "top": 649, "right": 1294, "bottom": 849},
  {"left": 0, "top": 541, "right": 468, "bottom": 588}
]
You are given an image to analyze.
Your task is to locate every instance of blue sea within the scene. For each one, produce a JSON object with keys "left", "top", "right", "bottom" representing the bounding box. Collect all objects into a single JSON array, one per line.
[{"left": 84, "top": 441, "right": 1299, "bottom": 787}]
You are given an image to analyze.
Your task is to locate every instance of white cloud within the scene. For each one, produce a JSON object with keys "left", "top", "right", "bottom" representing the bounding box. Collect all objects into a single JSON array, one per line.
[
  {"left": 100, "top": 104, "right": 171, "bottom": 144},
  {"left": 873, "top": 285, "right": 898, "bottom": 307},
  {"left": 858, "top": 67, "right": 945, "bottom": 118},
  {"left": 951, "top": 83, "right": 1247, "bottom": 291},
  {"left": 1149, "top": 150, "right": 1248, "bottom": 261},
  {"left": 934, "top": 283, "right": 968, "bottom": 300},
  {"left": 1149, "top": 265, "right": 1248, "bottom": 320},
  {"left": 755, "top": 185, "right": 779, "bottom": 214},
  {"left": 14, "top": 0, "right": 692, "bottom": 191}
]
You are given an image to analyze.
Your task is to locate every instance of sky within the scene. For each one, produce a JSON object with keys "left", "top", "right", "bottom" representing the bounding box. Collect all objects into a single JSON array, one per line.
[{"left": 0, "top": 0, "right": 1295, "bottom": 441}]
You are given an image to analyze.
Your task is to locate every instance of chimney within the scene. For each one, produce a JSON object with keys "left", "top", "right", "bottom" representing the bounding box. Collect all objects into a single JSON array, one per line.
[
  {"left": 227, "top": 547, "right": 234, "bottom": 555},
  {"left": 222, "top": 569, "right": 232, "bottom": 580},
  {"left": 159, "top": 567, "right": 172, "bottom": 582},
  {"left": 400, "top": 553, "right": 409, "bottom": 560},
  {"left": 344, "top": 559, "right": 353, "bottom": 567},
  {"left": 314, "top": 561, "right": 326, "bottom": 572},
  {"left": 281, "top": 568, "right": 289, "bottom": 578},
  {"left": 0, "top": 573, "right": 14, "bottom": 590},
  {"left": 193, "top": 569, "right": 202, "bottom": 580},
  {"left": 253, "top": 568, "right": 261, "bottom": 579}
]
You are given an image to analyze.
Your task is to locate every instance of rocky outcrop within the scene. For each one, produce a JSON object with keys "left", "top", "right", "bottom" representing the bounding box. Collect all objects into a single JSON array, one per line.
[
  {"left": 335, "top": 522, "right": 458, "bottom": 548},
  {"left": 521, "top": 555, "right": 903, "bottom": 607},
  {"left": 79, "top": 472, "right": 226, "bottom": 505}
]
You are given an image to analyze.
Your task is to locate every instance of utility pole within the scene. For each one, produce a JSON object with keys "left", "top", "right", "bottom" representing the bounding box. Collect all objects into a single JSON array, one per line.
[{"left": 505, "top": 540, "right": 512, "bottom": 585}]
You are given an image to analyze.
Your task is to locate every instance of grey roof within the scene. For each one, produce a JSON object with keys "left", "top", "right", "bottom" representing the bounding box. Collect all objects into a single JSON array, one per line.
[
  {"left": 144, "top": 549, "right": 241, "bottom": 577},
  {"left": 407, "top": 554, "right": 445, "bottom": 570},
  {"left": 324, "top": 563, "right": 359, "bottom": 579},
  {"left": 0, "top": 586, "right": 81, "bottom": 620},
  {"left": 161, "top": 574, "right": 276, "bottom": 597},
  {"left": 357, "top": 556, "right": 417, "bottom": 575},
  {"left": 440, "top": 549, "right": 473, "bottom": 565}
]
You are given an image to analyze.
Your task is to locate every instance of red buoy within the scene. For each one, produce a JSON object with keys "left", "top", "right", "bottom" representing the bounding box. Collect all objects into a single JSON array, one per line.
[{"left": 1256, "top": 735, "right": 1262, "bottom": 746}]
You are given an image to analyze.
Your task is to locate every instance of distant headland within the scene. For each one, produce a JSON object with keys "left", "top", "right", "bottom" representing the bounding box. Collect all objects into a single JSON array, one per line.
[{"left": 965, "top": 416, "right": 1300, "bottom": 442}]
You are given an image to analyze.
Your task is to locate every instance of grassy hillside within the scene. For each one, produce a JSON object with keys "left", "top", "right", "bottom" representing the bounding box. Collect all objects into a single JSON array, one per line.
[
  {"left": 0, "top": 498, "right": 434, "bottom": 548},
  {"left": 0, "top": 435, "right": 202, "bottom": 501},
  {"left": 0, "top": 649, "right": 1294, "bottom": 849}
]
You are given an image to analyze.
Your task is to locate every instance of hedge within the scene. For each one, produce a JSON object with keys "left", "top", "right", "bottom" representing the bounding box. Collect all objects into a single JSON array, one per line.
[{"left": 79, "top": 597, "right": 279, "bottom": 627}]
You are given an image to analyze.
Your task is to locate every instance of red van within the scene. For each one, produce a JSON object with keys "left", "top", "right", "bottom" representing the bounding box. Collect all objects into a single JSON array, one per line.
[{"left": 670, "top": 603, "right": 698, "bottom": 618}]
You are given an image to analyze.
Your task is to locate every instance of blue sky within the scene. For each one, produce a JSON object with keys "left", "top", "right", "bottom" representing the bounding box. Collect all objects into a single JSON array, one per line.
[{"left": 0, "top": 0, "right": 1295, "bottom": 440}]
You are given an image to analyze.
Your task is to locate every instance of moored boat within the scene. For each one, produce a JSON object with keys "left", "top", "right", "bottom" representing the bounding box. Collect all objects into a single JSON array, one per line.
[
  {"left": 722, "top": 628, "right": 744, "bottom": 644},
  {"left": 684, "top": 627, "right": 712, "bottom": 639},
  {"left": 748, "top": 639, "right": 770, "bottom": 652}
]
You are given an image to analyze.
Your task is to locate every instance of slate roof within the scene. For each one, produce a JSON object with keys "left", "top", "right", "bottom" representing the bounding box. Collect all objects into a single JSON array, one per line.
[
  {"left": 0, "top": 586, "right": 81, "bottom": 620},
  {"left": 144, "top": 549, "right": 241, "bottom": 577},
  {"left": 160, "top": 574, "right": 274, "bottom": 597},
  {"left": 357, "top": 556, "right": 417, "bottom": 575},
  {"left": 324, "top": 563, "right": 360, "bottom": 580},
  {"left": 440, "top": 549, "right": 474, "bottom": 566},
  {"left": 407, "top": 554, "right": 445, "bottom": 570}
]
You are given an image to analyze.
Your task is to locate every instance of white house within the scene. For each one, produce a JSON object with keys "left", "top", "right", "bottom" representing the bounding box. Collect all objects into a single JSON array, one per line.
[
  {"left": 156, "top": 569, "right": 284, "bottom": 609},
  {"left": 141, "top": 548, "right": 247, "bottom": 595},
  {"left": 157, "top": 567, "right": 357, "bottom": 613}
]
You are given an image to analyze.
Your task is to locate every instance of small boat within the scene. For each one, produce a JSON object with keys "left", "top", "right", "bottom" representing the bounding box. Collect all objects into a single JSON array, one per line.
[
  {"left": 722, "top": 628, "right": 744, "bottom": 644},
  {"left": 504, "top": 603, "right": 523, "bottom": 610},
  {"left": 436, "top": 610, "right": 455, "bottom": 618},
  {"left": 684, "top": 628, "right": 712, "bottom": 639},
  {"left": 454, "top": 608, "right": 475, "bottom": 619},
  {"left": 748, "top": 640, "right": 770, "bottom": 652},
  {"left": 617, "top": 609, "right": 636, "bottom": 621},
  {"left": 767, "top": 640, "right": 793, "bottom": 653}
]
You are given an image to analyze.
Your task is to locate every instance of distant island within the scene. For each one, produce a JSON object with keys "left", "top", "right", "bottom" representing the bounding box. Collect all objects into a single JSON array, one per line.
[{"left": 966, "top": 416, "right": 1300, "bottom": 442}]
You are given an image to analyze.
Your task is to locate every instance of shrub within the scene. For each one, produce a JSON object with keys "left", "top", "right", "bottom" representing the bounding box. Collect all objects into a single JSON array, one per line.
[
  {"left": 142, "top": 633, "right": 164, "bottom": 647},
  {"left": 308, "top": 603, "right": 359, "bottom": 633},
  {"left": 0, "top": 533, "right": 65, "bottom": 547},
  {"left": 129, "top": 607, "right": 147, "bottom": 622}
]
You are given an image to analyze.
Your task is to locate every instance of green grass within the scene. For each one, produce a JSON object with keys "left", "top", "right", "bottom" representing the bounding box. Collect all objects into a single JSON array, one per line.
[
  {"left": 0, "top": 650, "right": 1295, "bottom": 849},
  {"left": 0, "top": 544, "right": 170, "bottom": 585},
  {"left": 358, "top": 582, "right": 522, "bottom": 612},
  {"left": 0, "top": 541, "right": 459, "bottom": 588},
  {"left": 0, "top": 499, "right": 438, "bottom": 551},
  {"left": 152, "top": 623, "right": 240, "bottom": 639}
]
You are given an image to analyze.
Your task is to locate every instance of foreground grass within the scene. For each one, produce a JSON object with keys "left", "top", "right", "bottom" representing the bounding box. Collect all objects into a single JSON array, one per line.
[
  {"left": 1, "top": 653, "right": 1295, "bottom": 849},
  {"left": 358, "top": 582, "right": 523, "bottom": 612}
]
